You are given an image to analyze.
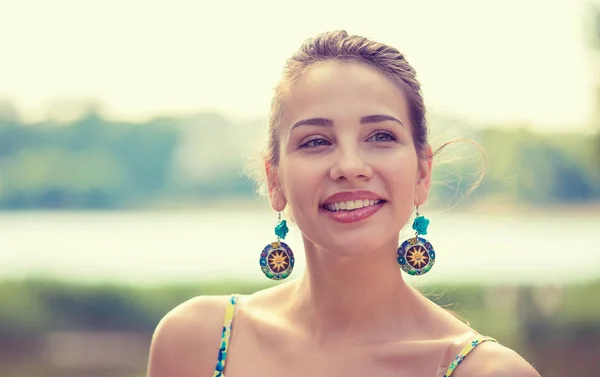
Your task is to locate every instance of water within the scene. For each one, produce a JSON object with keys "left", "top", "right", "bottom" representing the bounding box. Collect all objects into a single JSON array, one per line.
[{"left": 1, "top": 208, "right": 598, "bottom": 285}]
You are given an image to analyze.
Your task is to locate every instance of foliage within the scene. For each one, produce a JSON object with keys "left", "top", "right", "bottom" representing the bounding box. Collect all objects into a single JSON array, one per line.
[
  {"left": 0, "top": 109, "right": 598, "bottom": 209},
  {"left": 1, "top": 278, "right": 598, "bottom": 337}
]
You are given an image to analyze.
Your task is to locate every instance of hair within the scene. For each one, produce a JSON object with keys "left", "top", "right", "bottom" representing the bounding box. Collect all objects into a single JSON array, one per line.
[
  {"left": 266, "top": 30, "right": 429, "bottom": 166},
  {"left": 249, "top": 30, "right": 486, "bottom": 201}
]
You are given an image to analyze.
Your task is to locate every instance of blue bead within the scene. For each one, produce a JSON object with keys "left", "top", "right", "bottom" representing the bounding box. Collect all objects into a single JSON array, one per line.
[{"left": 274, "top": 219, "right": 289, "bottom": 239}]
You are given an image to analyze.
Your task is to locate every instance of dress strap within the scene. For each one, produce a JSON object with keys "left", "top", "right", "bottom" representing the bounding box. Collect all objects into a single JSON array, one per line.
[
  {"left": 435, "top": 331, "right": 475, "bottom": 377},
  {"left": 441, "top": 333, "right": 498, "bottom": 377},
  {"left": 213, "top": 294, "right": 239, "bottom": 377}
]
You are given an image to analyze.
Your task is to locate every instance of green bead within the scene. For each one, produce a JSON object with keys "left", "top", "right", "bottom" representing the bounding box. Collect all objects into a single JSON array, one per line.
[{"left": 275, "top": 219, "right": 289, "bottom": 239}]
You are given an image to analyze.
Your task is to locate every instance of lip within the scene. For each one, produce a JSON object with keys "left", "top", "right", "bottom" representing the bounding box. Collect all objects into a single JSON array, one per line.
[
  {"left": 321, "top": 190, "right": 384, "bottom": 205},
  {"left": 319, "top": 201, "right": 385, "bottom": 223}
]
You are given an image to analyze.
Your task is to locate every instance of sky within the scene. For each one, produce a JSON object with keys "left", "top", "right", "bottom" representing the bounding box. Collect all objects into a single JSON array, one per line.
[{"left": 0, "top": 0, "right": 596, "bottom": 132}]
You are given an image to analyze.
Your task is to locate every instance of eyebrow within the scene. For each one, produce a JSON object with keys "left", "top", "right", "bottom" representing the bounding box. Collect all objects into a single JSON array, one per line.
[
  {"left": 290, "top": 114, "right": 405, "bottom": 130},
  {"left": 361, "top": 114, "right": 405, "bottom": 127}
]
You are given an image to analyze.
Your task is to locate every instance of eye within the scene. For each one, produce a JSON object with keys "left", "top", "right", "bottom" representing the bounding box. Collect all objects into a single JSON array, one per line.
[
  {"left": 366, "top": 131, "right": 397, "bottom": 142},
  {"left": 299, "top": 136, "right": 331, "bottom": 148}
]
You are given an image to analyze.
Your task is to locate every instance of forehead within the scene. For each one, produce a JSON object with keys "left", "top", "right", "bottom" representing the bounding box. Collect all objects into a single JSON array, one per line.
[{"left": 281, "top": 60, "right": 410, "bottom": 127}]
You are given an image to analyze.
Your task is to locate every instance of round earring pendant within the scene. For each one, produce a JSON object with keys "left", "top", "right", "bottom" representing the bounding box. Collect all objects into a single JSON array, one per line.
[
  {"left": 259, "top": 241, "right": 295, "bottom": 280},
  {"left": 397, "top": 237, "right": 435, "bottom": 276}
]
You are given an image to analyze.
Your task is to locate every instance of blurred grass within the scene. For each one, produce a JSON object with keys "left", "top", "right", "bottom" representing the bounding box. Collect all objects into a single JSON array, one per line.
[{"left": 1, "top": 278, "right": 599, "bottom": 376}]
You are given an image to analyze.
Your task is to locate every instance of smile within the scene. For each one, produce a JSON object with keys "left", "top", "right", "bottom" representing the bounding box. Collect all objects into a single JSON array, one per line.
[
  {"left": 320, "top": 191, "right": 387, "bottom": 223},
  {"left": 323, "top": 199, "right": 384, "bottom": 212}
]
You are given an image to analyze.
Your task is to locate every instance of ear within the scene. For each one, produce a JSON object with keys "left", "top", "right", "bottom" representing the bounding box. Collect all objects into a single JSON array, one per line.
[
  {"left": 415, "top": 146, "right": 433, "bottom": 206},
  {"left": 265, "top": 160, "right": 287, "bottom": 212}
]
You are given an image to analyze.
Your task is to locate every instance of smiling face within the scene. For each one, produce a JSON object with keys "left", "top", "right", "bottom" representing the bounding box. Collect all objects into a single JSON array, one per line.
[{"left": 267, "top": 60, "right": 432, "bottom": 255}]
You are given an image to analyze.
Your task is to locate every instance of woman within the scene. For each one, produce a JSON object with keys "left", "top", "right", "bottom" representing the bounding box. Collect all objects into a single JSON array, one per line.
[{"left": 147, "top": 30, "right": 540, "bottom": 377}]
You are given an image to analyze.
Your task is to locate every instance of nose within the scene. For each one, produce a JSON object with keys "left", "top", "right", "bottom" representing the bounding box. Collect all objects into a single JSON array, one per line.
[{"left": 329, "top": 146, "right": 373, "bottom": 183}]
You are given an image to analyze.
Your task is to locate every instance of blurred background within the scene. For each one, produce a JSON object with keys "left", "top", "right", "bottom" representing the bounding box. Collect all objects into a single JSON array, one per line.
[{"left": 1, "top": 0, "right": 599, "bottom": 376}]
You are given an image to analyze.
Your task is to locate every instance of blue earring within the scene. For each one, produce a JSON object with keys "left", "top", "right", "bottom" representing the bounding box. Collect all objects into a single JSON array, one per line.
[
  {"left": 397, "top": 206, "right": 436, "bottom": 276},
  {"left": 259, "top": 212, "right": 295, "bottom": 280}
]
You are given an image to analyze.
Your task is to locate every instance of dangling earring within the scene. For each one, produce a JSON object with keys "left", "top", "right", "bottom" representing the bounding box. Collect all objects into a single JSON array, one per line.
[
  {"left": 259, "top": 212, "right": 295, "bottom": 280},
  {"left": 397, "top": 206, "right": 436, "bottom": 276}
]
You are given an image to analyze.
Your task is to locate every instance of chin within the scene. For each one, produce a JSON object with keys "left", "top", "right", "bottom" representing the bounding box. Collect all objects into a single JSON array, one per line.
[{"left": 321, "top": 232, "right": 396, "bottom": 257}]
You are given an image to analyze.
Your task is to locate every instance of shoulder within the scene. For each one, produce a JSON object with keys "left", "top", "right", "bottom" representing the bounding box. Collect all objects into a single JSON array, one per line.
[
  {"left": 147, "top": 295, "right": 232, "bottom": 377},
  {"left": 453, "top": 340, "right": 540, "bottom": 377}
]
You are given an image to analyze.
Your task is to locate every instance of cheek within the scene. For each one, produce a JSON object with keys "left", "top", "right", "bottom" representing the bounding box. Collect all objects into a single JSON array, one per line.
[
  {"left": 279, "top": 157, "right": 323, "bottom": 204},
  {"left": 382, "top": 151, "right": 419, "bottom": 185},
  {"left": 280, "top": 168, "right": 319, "bottom": 230}
]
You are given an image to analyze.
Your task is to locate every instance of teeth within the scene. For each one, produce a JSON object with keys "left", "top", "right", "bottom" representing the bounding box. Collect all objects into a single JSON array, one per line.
[{"left": 324, "top": 199, "right": 382, "bottom": 212}]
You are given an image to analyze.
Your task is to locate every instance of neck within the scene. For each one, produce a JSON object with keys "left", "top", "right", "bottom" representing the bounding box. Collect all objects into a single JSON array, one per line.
[{"left": 287, "top": 237, "right": 426, "bottom": 344}]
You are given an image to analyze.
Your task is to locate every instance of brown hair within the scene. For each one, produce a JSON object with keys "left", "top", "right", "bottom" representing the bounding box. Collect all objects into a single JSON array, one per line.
[{"left": 266, "top": 30, "right": 430, "bottom": 166}]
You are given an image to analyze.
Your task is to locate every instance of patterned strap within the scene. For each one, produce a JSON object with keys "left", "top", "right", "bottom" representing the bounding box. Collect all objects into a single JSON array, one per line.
[
  {"left": 435, "top": 331, "right": 476, "bottom": 377},
  {"left": 443, "top": 334, "right": 498, "bottom": 377},
  {"left": 212, "top": 294, "right": 239, "bottom": 377}
]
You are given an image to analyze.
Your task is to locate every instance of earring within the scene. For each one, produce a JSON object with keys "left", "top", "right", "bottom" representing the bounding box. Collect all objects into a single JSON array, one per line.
[
  {"left": 397, "top": 206, "right": 436, "bottom": 276},
  {"left": 259, "top": 212, "right": 295, "bottom": 280}
]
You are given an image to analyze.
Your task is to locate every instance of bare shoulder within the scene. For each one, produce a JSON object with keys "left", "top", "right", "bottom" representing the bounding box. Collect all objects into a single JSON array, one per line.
[
  {"left": 453, "top": 341, "right": 540, "bottom": 377},
  {"left": 147, "top": 295, "right": 231, "bottom": 377}
]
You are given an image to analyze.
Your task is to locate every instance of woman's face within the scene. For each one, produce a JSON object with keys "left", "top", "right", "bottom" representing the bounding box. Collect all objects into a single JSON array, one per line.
[{"left": 268, "top": 60, "right": 432, "bottom": 255}]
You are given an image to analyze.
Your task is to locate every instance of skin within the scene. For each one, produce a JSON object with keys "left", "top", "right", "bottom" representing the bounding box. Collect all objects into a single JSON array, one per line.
[{"left": 147, "top": 60, "right": 540, "bottom": 377}]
